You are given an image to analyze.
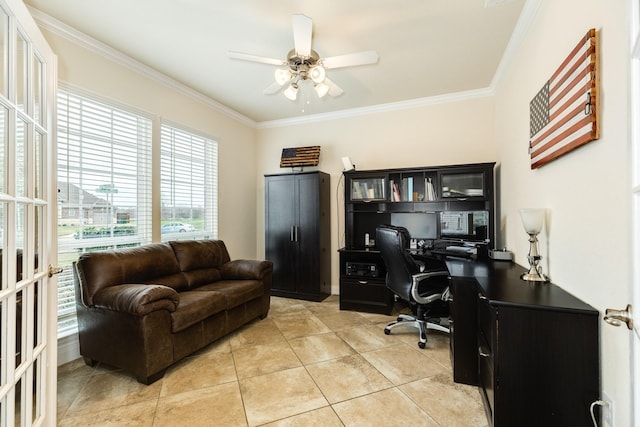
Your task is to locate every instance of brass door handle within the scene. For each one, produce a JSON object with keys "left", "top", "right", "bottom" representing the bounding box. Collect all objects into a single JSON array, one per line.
[
  {"left": 604, "top": 304, "right": 633, "bottom": 330},
  {"left": 48, "top": 264, "right": 64, "bottom": 278}
]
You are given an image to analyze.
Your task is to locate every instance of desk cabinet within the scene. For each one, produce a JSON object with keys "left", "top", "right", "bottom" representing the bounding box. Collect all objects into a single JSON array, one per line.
[
  {"left": 338, "top": 249, "right": 392, "bottom": 314},
  {"left": 448, "top": 260, "right": 600, "bottom": 427}
]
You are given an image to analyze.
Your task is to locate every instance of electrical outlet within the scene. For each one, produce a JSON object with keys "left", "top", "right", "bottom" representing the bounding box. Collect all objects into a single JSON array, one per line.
[{"left": 602, "top": 391, "right": 614, "bottom": 427}]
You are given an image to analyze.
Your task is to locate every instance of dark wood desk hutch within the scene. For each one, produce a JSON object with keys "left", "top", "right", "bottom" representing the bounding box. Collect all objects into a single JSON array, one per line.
[
  {"left": 340, "top": 162, "right": 495, "bottom": 313},
  {"left": 339, "top": 162, "right": 600, "bottom": 426}
]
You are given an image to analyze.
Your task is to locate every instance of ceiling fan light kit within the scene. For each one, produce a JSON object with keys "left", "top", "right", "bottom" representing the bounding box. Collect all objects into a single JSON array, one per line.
[{"left": 228, "top": 13, "right": 378, "bottom": 105}]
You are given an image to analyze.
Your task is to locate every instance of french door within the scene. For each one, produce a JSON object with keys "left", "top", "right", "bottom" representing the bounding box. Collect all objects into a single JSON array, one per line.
[
  {"left": 629, "top": 0, "right": 640, "bottom": 425},
  {"left": 0, "top": 0, "right": 57, "bottom": 426}
]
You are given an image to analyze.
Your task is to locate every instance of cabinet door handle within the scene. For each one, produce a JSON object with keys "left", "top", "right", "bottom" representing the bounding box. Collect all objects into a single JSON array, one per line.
[
  {"left": 478, "top": 345, "right": 492, "bottom": 358},
  {"left": 290, "top": 226, "right": 294, "bottom": 241},
  {"left": 478, "top": 293, "right": 487, "bottom": 300},
  {"left": 358, "top": 280, "right": 368, "bottom": 285},
  {"left": 294, "top": 226, "right": 298, "bottom": 242}
]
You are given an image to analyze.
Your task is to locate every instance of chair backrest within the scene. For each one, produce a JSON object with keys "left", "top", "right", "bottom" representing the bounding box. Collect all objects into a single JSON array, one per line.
[{"left": 376, "top": 225, "right": 423, "bottom": 301}]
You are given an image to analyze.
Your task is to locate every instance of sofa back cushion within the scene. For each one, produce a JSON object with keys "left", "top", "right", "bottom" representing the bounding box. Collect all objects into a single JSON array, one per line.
[
  {"left": 76, "top": 243, "right": 186, "bottom": 306},
  {"left": 169, "top": 240, "right": 231, "bottom": 288}
]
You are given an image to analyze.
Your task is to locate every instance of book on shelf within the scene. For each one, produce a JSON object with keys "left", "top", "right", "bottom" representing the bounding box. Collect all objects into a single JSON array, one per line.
[
  {"left": 425, "top": 177, "right": 436, "bottom": 201},
  {"left": 390, "top": 180, "right": 401, "bottom": 202}
]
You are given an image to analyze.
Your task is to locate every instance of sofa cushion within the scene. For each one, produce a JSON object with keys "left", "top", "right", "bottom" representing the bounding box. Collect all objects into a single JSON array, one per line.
[
  {"left": 170, "top": 240, "right": 231, "bottom": 288},
  {"left": 194, "top": 279, "right": 264, "bottom": 309},
  {"left": 76, "top": 243, "right": 186, "bottom": 306},
  {"left": 170, "top": 290, "right": 226, "bottom": 333}
]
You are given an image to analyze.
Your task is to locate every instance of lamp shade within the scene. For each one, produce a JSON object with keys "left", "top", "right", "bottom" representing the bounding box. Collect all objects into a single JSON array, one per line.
[
  {"left": 314, "top": 82, "right": 329, "bottom": 98},
  {"left": 283, "top": 84, "right": 298, "bottom": 100},
  {"left": 309, "top": 65, "right": 326, "bottom": 83},
  {"left": 274, "top": 68, "right": 292, "bottom": 85},
  {"left": 519, "top": 208, "right": 545, "bottom": 234}
]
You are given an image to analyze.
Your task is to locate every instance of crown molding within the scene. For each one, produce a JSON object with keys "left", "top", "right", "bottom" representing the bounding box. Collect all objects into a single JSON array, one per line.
[
  {"left": 256, "top": 88, "right": 495, "bottom": 129},
  {"left": 26, "top": 6, "right": 257, "bottom": 128}
]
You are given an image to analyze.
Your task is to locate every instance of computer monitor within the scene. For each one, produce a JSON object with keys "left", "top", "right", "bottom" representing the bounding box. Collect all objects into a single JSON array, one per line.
[
  {"left": 390, "top": 212, "right": 438, "bottom": 240},
  {"left": 439, "top": 210, "right": 489, "bottom": 242}
]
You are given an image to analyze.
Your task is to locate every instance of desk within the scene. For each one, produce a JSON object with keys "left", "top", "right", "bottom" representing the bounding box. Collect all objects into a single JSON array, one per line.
[
  {"left": 443, "top": 257, "right": 600, "bottom": 427},
  {"left": 338, "top": 249, "right": 600, "bottom": 426}
]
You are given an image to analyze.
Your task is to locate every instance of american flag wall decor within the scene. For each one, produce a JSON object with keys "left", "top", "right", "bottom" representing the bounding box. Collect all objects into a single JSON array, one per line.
[
  {"left": 529, "top": 28, "right": 600, "bottom": 169},
  {"left": 279, "top": 145, "right": 321, "bottom": 168}
]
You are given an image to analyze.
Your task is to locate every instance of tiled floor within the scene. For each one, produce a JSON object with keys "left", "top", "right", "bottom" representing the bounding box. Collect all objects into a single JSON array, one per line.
[{"left": 56, "top": 296, "right": 487, "bottom": 426}]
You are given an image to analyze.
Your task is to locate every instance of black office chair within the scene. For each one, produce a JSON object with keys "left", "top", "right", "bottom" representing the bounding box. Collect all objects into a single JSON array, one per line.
[{"left": 376, "top": 225, "right": 451, "bottom": 349}]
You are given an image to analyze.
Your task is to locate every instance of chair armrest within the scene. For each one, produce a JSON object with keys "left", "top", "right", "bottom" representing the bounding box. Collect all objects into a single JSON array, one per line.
[
  {"left": 411, "top": 270, "right": 450, "bottom": 305},
  {"left": 221, "top": 259, "right": 273, "bottom": 281},
  {"left": 92, "top": 284, "right": 179, "bottom": 316}
]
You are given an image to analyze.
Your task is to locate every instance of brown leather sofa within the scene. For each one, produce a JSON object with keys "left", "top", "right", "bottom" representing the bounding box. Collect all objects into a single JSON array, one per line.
[{"left": 73, "top": 239, "right": 272, "bottom": 384}]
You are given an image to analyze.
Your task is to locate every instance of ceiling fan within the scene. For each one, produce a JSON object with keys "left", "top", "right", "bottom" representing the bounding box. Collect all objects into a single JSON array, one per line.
[{"left": 228, "top": 14, "right": 379, "bottom": 101}]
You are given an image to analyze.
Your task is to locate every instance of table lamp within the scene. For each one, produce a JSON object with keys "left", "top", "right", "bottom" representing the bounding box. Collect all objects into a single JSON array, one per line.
[{"left": 519, "top": 208, "right": 548, "bottom": 282}]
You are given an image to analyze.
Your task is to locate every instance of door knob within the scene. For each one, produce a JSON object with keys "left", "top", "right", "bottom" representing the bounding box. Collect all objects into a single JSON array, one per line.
[
  {"left": 604, "top": 304, "right": 633, "bottom": 330},
  {"left": 48, "top": 264, "right": 64, "bottom": 278}
]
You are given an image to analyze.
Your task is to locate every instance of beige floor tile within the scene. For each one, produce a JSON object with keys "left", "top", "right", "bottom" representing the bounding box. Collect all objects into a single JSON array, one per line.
[
  {"left": 233, "top": 341, "right": 302, "bottom": 379},
  {"left": 261, "top": 406, "right": 343, "bottom": 427},
  {"left": 336, "top": 323, "right": 399, "bottom": 353},
  {"left": 271, "top": 310, "right": 331, "bottom": 340},
  {"left": 332, "top": 387, "right": 438, "bottom": 426},
  {"left": 154, "top": 382, "right": 247, "bottom": 427},
  {"left": 229, "top": 317, "right": 287, "bottom": 350},
  {"left": 361, "top": 343, "right": 447, "bottom": 385},
  {"left": 239, "top": 366, "right": 328, "bottom": 426},
  {"left": 305, "top": 354, "right": 393, "bottom": 404},
  {"left": 288, "top": 332, "right": 355, "bottom": 364},
  {"left": 57, "top": 358, "right": 96, "bottom": 380},
  {"left": 58, "top": 399, "right": 157, "bottom": 427},
  {"left": 160, "top": 351, "right": 237, "bottom": 397},
  {"left": 312, "top": 309, "right": 372, "bottom": 331},
  {"left": 400, "top": 373, "right": 488, "bottom": 427},
  {"left": 56, "top": 374, "right": 92, "bottom": 420},
  {"left": 268, "top": 297, "right": 308, "bottom": 316},
  {"left": 65, "top": 370, "right": 161, "bottom": 417}
]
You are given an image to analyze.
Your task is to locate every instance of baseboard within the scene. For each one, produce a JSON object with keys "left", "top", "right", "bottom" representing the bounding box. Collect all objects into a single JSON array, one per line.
[{"left": 57, "top": 333, "right": 80, "bottom": 366}]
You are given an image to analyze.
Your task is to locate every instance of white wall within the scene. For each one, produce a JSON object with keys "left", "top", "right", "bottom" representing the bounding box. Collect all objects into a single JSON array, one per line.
[
  {"left": 42, "top": 28, "right": 259, "bottom": 259},
  {"left": 256, "top": 95, "right": 497, "bottom": 294},
  {"left": 494, "top": 1, "right": 630, "bottom": 425}
]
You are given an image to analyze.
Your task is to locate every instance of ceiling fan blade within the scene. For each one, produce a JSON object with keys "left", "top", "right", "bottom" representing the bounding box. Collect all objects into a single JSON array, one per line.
[
  {"left": 323, "top": 77, "right": 344, "bottom": 97},
  {"left": 263, "top": 81, "right": 288, "bottom": 95},
  {"left": 292, "top": 14, "right": 312, "bottom": 57},
  {"left": 322, "top": 50, "right": 379, "bottom": 69},
  {"left": 227, "top": 51, "right": 284, "bottom": 66}
]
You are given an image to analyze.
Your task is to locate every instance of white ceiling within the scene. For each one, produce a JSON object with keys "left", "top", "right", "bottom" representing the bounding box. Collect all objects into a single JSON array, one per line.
[{"left": 24, "top": 0, "right": 527, "bottom": 124}]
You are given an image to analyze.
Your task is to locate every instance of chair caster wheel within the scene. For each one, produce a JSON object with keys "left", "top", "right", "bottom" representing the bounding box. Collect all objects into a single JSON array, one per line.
[
  {"left": 418, "top": 341, "right": 426, "bottom": 349},
  {"left": 384, "top": 328, "right": 391, "bottom": 335}
]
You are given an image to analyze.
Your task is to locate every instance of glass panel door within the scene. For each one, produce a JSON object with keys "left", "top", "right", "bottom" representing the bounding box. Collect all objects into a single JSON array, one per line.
[{"left": 0, "top": 0, "right": 56, "bottom": 425}]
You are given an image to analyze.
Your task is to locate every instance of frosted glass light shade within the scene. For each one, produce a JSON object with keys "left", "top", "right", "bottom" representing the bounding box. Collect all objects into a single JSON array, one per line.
[
  {"left": 274, "top": 68, "right": 292, "bottom": 85},
  {"left": 309, "top": 65, "right": 326, "bottom": 83},
  {"left": 283, "top": 84, "right": 298, "bottom": 100},
  {"left": 314, "top": 82, "right": 329, "bottom": 98},
  {"left": 519, "top": 208, "right": 545, "bottom": 234}
]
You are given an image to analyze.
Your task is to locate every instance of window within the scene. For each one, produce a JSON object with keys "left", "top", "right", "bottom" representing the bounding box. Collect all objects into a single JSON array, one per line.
[
  {"left": 160, "top": 123, "right": 218, "bottom": 240},
  {"left": 56, "top": 89, "right": 152, "bottom": 335}
]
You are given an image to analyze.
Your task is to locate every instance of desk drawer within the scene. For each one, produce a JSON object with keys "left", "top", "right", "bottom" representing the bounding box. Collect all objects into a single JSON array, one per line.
[{"left": 340, "top": 277, "right": 393, "bottom": 314}]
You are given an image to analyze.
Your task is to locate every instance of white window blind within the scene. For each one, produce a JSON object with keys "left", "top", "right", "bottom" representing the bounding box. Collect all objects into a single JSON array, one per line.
[
  {"left": 56, "top": 89, "right": 152, "bottom": 335},
  {"left": 160, "top": 123, "right": 217, "bottom": 241}
]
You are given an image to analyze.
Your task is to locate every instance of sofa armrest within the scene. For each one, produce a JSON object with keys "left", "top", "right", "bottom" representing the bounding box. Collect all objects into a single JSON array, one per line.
[
  {"left": 92, "top": 284, "right": 179, "bottom": 316},
  {"left": 221, "top": 259, "right": 273, "bottom": 281}
]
